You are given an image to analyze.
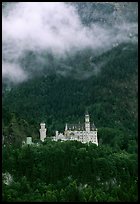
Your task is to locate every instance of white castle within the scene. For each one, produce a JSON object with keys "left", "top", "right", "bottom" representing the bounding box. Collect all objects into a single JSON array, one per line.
[{"left": 39, "top": 112, "right": 98, "bottom": 146}]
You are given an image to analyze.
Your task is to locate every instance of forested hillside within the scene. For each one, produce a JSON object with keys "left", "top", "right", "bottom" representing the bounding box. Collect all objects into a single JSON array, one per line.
[
  {"left": 2, "top": 43, "right": 138, "bottom": 149},
  {"left": 2, "top": 2, "right": 138, "bottom": 202}
]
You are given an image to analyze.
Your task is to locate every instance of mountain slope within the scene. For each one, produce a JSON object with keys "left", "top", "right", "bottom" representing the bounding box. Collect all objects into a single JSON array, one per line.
[{"left": 3, "top": 43, "right": 138, "bottom": 146}]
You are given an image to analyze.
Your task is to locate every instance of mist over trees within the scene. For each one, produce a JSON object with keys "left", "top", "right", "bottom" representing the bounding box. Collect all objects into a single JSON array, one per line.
[
  {"left": 2, "top": 43, "right": 138, "bottom": 201},
  {"left": 2, "top": 2, "right": 138, "bottom": 202}
]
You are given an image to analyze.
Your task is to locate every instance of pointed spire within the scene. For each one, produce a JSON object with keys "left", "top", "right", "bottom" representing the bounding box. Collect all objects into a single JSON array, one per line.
[
  {"left": 85, "top": 111, "right": 90, "bottom": 124},
  {"left": 85, "top": 108, "right": 89, "bottom": 116}
]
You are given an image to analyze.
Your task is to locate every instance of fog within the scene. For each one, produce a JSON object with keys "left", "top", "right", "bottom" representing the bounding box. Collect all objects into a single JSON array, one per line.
[{"left": 2, "top": 2, "right": 138, "bottom": 83}]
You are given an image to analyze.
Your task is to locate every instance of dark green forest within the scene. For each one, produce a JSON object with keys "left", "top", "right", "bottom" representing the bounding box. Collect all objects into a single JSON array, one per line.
[
  {"left": 2, "top": 1, "right": 138, "bottom": 202},
  {"left": 2, "top": 43, "right": 138, "bottom": 144},
  {"left": 2, "top": 141, "right": 138, "bottom": 202},
  {"left": 2, "top": 42, "right": 138, "bottom": 201}
]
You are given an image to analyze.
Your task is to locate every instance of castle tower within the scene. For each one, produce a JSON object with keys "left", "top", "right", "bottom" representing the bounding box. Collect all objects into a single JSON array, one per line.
[
  {"left": 39, "top": 123, "right": 46, "bottom": 142},
  {"left": 26, "top": 136, "right": 32, "bottom": 145},
  {"left": 85, "top": 111, "right": 90, "bottom": 132},
  {"left": 65, "top": 123, "right": 68, "bottom": 131},
  {"left": 55, "top": 130, "right": 59, "bottom": 141}
]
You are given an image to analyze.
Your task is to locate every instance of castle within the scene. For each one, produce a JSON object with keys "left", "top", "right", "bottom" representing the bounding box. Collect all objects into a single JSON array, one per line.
[{"left": 39, "top": 112, "right": 98, "bottom": 146}]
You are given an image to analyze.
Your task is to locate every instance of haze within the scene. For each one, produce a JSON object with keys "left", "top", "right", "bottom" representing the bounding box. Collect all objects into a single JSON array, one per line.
[{"left": 2, "top": 2, "right": 138, "bottom": 83}]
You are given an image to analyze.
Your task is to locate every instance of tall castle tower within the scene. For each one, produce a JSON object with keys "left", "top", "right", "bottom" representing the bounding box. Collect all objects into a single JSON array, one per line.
[
  {"left": 85, "top": 111, "right": 90, "bottom": 132},
  {"left": 39, "top": 123, "right": 46, "bottom": 142}
]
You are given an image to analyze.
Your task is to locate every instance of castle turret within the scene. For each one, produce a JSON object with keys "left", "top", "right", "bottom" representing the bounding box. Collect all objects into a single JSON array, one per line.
[
  {"left": 56, "top": 130, "right": 59, "bottom": 140},
  {"left": 39, "top": 123, "right": 46, "bottom": 142},
  {"left": 26, "top": 136, "right": 32, "bottom": 145},
  {"left": 65, "top": 123, "right": 68, "bottom": 131},
  {"left": 85, "top": 111, "right": 90, "bottom": 132}
]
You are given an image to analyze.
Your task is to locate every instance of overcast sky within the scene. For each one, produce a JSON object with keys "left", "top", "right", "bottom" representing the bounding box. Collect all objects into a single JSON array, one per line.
[{"left": 2, "top": 2, "right": 138, "bottom": 84}]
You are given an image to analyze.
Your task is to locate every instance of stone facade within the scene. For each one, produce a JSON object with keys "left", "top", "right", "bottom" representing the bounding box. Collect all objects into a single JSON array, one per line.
[{"left": 52, "top": 112, "right": 98, "bottom": 146}]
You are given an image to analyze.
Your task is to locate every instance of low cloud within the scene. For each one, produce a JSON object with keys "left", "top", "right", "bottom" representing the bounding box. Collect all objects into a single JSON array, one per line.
[
  {"left": 2, "top": 62, "right": 28, "bottom": 83},
  {"left": 2, "top": 2, "right": 138, "bottom": 83}
]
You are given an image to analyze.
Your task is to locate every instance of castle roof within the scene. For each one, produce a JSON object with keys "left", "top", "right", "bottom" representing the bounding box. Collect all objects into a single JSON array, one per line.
[{"left": 66, "top": 123, "right": 96, "bottom": 131}]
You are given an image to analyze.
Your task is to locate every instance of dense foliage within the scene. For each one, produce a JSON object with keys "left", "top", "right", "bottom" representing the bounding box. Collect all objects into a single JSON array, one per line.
[
  {"left": 2, "top": 2, "right": 138, "bottom": 201},
  {"left": 3, "top": 43, "right": 137, "bottom": 139},
  {"left": 2, "top": 35, "right": 137, "bottom": 202},
  {"left": 2, "top": 141, "right": 138, "bottom": 202}
]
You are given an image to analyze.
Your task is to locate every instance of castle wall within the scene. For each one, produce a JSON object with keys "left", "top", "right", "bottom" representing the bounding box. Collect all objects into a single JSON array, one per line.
[{"left": 55, "top": 130, "right": 98, "bottom": 145}]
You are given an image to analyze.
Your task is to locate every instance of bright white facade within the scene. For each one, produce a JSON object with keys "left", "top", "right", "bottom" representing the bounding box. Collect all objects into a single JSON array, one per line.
[
  {"left": 39, "top": 123, "right": 47, "bottom": 142},
  {"left": 52, "top": 112, "right": 98, "bottom": 146}
]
